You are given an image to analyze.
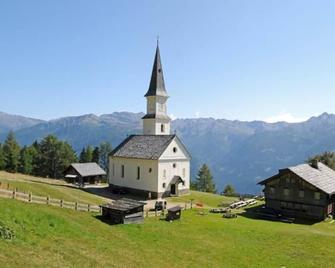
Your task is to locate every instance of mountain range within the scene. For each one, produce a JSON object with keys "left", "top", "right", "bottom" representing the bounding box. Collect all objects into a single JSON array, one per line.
[{"left": 1, "top": 111, "right": 334, "bottom": 194}]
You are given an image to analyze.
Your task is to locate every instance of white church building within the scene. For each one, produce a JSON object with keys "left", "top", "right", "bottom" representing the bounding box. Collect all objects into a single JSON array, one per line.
[{"left": 108, "top": 44, "right": 191, "bottom": 199}]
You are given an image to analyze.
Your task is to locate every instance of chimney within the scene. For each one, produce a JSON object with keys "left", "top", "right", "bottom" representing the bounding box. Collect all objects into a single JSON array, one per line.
[{"left": 311, "top": 159, "right": 319, "bottom": 169}]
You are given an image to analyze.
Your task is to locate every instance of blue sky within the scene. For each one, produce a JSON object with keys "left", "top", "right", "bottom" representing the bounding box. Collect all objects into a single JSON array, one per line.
[{"left": 0, "top": 1, "right": 335, "bottom": 122}]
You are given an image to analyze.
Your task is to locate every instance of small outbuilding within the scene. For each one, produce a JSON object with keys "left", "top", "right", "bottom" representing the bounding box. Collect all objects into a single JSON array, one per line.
[
  {"left": 64, "top": 163, "right": 106, "bottom": 187},
  {"left": 166, "top": 206, "right": 182, "bottom": 221},
  {"left": 100, "top": 198, "right": 146, "bottom": 225}
]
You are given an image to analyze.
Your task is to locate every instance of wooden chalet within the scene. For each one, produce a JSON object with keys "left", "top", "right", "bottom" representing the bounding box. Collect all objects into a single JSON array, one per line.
[
  {"left": 259, "top": 161, "right": 335, "bottom": 220},
  {"left": 100, "top": 198, "right": 146, "bottom": 225},
  {"left": 64, "top": 163, "right": 106, "bottom": 186}
]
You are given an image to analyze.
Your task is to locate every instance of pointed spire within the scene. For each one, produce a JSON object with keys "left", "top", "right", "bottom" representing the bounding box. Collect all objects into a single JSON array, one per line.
[{"left": 144, "top": 42, "right": 168, "bottom": 97}]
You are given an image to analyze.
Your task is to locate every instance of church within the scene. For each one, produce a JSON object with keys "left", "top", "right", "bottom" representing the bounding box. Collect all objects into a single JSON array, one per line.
[{"left": 108, "top": 44, "right": 191, "bottom": 199}]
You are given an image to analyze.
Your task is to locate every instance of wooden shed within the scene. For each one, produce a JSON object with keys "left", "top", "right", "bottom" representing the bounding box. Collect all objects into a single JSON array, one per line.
[
  {"left": 166, "top": 206, "right": 182, "bottom": 221},
  {"left": 64, "top": 163, "right": 106, "bottom": 187},
  {"left": 100, "top": 198, "right": 146, "bottom": 225}
]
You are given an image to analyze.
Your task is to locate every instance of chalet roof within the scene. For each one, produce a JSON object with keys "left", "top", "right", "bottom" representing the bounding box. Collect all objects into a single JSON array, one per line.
[
  {"left": 259, "top": 162, "right": 335, "bottom": 195},
  {"left": 111, "top": 135, "right": 175, "bottom": 160},
  {"left": 68, "top": 163, "right": 106, "bottom": 177},
  {"left": 101, "top": 198, "right": 146, "bottom": 212},
  {"left": 144, "top": 44, "right": 168, "bottom": 97}
]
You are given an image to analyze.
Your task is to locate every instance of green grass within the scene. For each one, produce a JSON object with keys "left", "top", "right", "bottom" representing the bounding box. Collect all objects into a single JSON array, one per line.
[
  {"left": 167, "top": 190, "right": 238, "bottom": 207},
  {"left": 0, "top": 171, "right": 105, "bottom": 205},
  {"left": 1, "top": 172, "right": 335, "bottom": 267},
  {"left": 1, "top": 198, "right": 335, "bottom": 267}
]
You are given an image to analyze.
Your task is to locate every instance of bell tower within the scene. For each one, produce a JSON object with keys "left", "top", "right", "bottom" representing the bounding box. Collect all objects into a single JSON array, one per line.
[{"left": 142, "top": 43, "right": 171, "bottom": 135}]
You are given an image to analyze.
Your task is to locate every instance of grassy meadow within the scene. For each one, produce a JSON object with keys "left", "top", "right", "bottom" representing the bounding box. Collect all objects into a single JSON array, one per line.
[
  {"left": 1, "top": 198, "right": 335, "bottom": 267},
  {"left": 167, "top": 190, "right": 238, "bottom": 208},
  {"left": 0, "top": 171, "right": 105, "bottom": 205},
  {"left": 0, "top": 172, "right": 335, "bottom": 267}
]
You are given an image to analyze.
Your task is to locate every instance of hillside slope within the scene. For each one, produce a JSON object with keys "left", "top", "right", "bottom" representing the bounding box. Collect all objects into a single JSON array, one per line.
[{"left": 0, "top": 198, "right": 335, "bottom": 267}]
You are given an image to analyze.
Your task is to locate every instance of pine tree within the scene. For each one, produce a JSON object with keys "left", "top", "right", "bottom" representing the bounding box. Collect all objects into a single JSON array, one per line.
[
  {"left": 92, "top": 146, "right": 100, "bottom": 164},
  {"left": 85, "top": 145, "right": 93, "bottom": 162},
  {"left": 0, "top": 143, "right": 5, "bottom": 170},
  {"left": 36, "top": 135, "right": 77, "bottom": 179},
  {"left": 222, "top": 184, "right": 235, "bottom": 196},
  {"left": 3, "top": 131, "right": 20, "bottom": 173},
  {"left": 307, "top": 151, "right": 335, "bottom": 170},
  {"left": 79, "top": 146, "right": 93, "bottom": 163},
  {"left": 99, "top": 142, "right": 112, "bottom": 172},
  {"left": 18, "top": 146, "right": 37, "bottom": 175},
  {"left": 79, "top": 147, "right": 87, "bottom": 163},
  {"left": 194, "top": 164, "right": 216, "bottom": 193}
]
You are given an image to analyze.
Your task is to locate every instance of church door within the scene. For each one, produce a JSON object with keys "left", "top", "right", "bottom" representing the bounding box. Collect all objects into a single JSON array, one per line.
[{"left": 171, "top": 184, "right": 176, "bottom": 195}]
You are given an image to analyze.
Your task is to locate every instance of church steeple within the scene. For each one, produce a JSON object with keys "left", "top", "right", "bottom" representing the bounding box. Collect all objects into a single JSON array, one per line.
[
  {"left": 144, "top": 43, "right": 168, "bottom": 97},
  {"left": 142, "top": 43, "right": 171, "bottom": 135}
]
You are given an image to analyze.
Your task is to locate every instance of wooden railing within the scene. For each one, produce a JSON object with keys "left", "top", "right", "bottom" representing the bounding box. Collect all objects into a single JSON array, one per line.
[{"left": 0, "top": 188, "right": 101, "bottom": 213}]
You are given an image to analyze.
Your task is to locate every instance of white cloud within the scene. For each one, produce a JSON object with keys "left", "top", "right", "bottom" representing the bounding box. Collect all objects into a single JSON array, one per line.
[
  {"left": 170, "top": 113, "right": 176, "bottom": 120},
  {"left": 265, "top": 112, "right": 308, "bottom": 123}
]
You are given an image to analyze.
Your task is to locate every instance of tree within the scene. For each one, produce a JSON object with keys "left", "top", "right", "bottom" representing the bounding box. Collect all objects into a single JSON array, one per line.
[
  {"left": 35, "top": 135, "right": 77, "bottom": 178},
  {"left": 3, "top": 131, "right": 20, "bottom": 173},
  {"left": 307, "top": 151, "right": 335, "bottom": 170},
  {"left": 79, "top": 146, "right": 93, "bottom": 163},
  {"left": 18, "top": 146, "right": 36, "bottom": 174},
  {"left": 194, "top": 164, "right": 216, "bottom": 193},
  {"left": 0, "top": 144, "right": 5, "bottom": 170},
  {"left": 222, "top": 184, "right": 235, "bottom": 196},
  {"left": 99, "top": 142, "right": 113, "bottom": 171},
  {"left": 92, "top": 146, "right": 100, "bottom": 164}
]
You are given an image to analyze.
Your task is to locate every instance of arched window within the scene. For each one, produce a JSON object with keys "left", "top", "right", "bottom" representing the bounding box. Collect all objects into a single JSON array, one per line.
[
  {"left": 161, "top": 124, "right": 165, "bottom": 133},
  {"left": 173, "top": 147, "right": 177, "bottom": 153}
]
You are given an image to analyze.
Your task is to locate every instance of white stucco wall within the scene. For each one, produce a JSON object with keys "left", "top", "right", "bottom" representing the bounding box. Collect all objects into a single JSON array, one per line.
[
  {"left": 158, "top": 138, "right": 191, "bottom": 194},
  {"left": 143, "top": 118, "right": 171, "bottom": 135},
  {"left": 109, "top": 157, "right": 159, "bottom": 192}
]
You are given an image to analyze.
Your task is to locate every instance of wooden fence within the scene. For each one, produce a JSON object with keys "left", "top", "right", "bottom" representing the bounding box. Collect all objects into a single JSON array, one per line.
[{"left": 0, "top": 188, "right": 101, "bottom": 213}]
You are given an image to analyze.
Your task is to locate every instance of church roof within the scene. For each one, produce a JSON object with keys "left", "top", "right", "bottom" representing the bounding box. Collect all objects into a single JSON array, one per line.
[
  {"left": 111, "top": 135, "right": 175, "bottom": 160},
  {"left": 144, "top": 44, "right": 168, "bottom": 97}
]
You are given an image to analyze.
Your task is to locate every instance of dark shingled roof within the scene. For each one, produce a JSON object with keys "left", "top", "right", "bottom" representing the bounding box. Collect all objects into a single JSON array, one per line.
[
  {"left": 69, "top": 163, "right": 106, "bottom": 177},
  {"left": 259, "top": 162, "right": 335, "bottom": 194},
  {"left": 111, "top": 135, "right": 175, "bottom": 160},
  {"left": 144, "top": 44, "right": 168, "bottom": 97}
]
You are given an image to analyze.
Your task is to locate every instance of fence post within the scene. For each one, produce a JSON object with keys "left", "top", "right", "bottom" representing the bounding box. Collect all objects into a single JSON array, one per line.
[
  {"left": 155, "top": 209, "right": 158, "bottom": 217},
  {"left": 28, "top": 192, "right": 32, "bottom": 202},
  {"left": 190, "top": 199, "right": 194, "bottom": 209},
  {"left": 146, "top": 210, "right": 149, "bottom": 218},
  {"left": 75, "top": 202, "right": 78, "bottom": 211},
  {"left": 46, "top": 196, "right": 50, "bottom": 205},
  {"left": 99, "top": 206, "right": 102, "bottom": 214},
  {"left": 12, "top": 190, "right": 16, "bottom": 199},
  {"left": 185, "top": 203, "right": 187, "bottom": 210},
  {"left": 87, "top": 204, "right": 90, "bottom": 212},
  {"left": 7, "top": 183, "right": 9, "bottom": 190},
  {"left": 60, "top": 199, "right": 63, "bottom": 208}
]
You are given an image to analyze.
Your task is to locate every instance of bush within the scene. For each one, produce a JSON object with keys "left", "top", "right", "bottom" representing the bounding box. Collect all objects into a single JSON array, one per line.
[{"left": 0, "top": 223, "right": 15, "bottom": 240}]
